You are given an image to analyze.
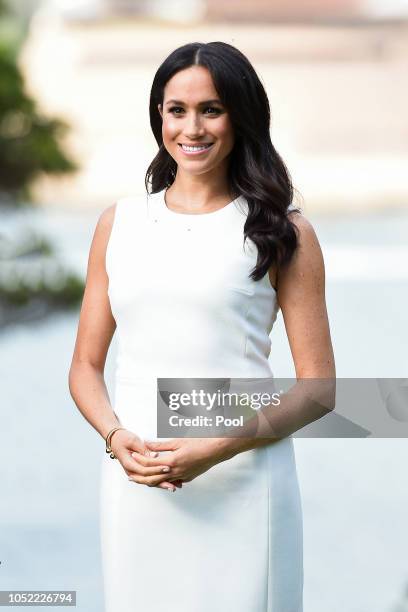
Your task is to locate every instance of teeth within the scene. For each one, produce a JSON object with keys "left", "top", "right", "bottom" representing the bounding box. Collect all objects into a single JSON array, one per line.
[{"left": 181, "top": 144, "right": 212, "bottom": 152}]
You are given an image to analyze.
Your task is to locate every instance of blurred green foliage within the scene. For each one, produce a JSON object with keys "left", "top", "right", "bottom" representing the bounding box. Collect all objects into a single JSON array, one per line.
[
  {"left": 0, "top": 270, "right": 84, "bottom": 307},
  {"left": 0, "top": 227, "right": 85, "bottom": 328},
  {"left": 0, "top": 0, "right": 79, "bottom": 204}
]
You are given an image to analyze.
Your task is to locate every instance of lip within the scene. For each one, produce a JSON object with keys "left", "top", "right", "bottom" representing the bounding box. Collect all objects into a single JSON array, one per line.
[{"left": 178, "top": 143, "right": 214, "bottom": 156}]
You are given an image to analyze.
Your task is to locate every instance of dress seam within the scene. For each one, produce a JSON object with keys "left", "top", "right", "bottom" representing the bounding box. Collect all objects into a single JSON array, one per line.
[
  {"left": 243, "top": 294, "right": 253, "bottom": 368},
  {"left": 267, "top": 448, "right": 271, "bottom": 611}
]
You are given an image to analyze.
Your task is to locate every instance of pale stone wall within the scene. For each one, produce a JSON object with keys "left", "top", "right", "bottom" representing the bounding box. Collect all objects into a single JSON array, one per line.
[{"left": 205, "top": 0, "right": 361, "bottom": 22}]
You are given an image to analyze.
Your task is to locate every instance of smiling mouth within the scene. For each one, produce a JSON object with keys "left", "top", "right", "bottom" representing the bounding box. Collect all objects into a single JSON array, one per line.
[{"left": 178, "top": 143, "right": 214, "bottom": 152}]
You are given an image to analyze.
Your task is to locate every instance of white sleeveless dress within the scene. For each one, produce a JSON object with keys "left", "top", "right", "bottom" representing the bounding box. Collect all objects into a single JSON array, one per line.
[{"left": 100, "top": 189, "right": 303, "bottom": 612}]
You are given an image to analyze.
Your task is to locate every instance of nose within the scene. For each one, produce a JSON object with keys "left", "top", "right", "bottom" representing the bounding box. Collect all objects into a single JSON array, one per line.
[{"left": 183, "top": 111, "right": 205, "bottom": 139}]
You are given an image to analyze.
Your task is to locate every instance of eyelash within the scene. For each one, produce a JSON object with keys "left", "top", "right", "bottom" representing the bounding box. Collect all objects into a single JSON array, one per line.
[{"left": 168, "top": 106, "right": 221, "bottom": 116}]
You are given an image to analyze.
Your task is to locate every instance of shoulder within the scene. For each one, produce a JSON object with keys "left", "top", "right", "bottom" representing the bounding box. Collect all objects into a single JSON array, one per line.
[
  {"left": 287, "top": 210, "right": 323, "bottom": 262},
  {"left": 91, "top": 204, "right": 117, "bottom": 253},
  {"left": 93, "top": 195, "right": 144, "bottom": 257},
  {"left": 95, "top": 195, "right": 137, "bottom": 235},
  {"left": 98, "top": 203, "right": 117, "bottom": 230},
  {"left": 277, "top": 211, "right": 325, "bottom": 290},
  {"left": 84, "top": 205, "right": 117, "bottom": 271},
  {"left": 288, "top": 210, "right": 318, "bottom": 243},
  {"left": 91, "top": 198, "right": 130, "bottom": 253}
]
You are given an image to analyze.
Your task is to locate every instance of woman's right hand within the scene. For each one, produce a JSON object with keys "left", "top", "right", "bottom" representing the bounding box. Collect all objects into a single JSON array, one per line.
[{"left": 109, "top": 429, "right": 183, "bottom": 492}]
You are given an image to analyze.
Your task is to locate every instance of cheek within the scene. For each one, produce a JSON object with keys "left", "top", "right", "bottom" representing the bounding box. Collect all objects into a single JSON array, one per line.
[
  {"left": 214, "top": 119, "right": 234, "bottom": 147},
  {"left": 162, "top": 118, "right": 179, "bottom": 141}
]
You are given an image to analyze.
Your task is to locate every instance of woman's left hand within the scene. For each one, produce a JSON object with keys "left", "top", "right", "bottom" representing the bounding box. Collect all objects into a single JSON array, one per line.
[{"left": 138, "top": 438, "right": 233, "bottom": 484}]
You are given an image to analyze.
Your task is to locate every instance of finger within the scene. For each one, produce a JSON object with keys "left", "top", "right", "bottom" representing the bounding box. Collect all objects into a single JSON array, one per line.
[
  {"left": 133, "top": 465, "right": 172, "bottom": 477},
  {"left": 144, "top": 439, "right": 178, "bottom": 451},
  {"left": 156, "top": 478, "right": 183, "bottom": 489},
  {"left": 124, "top": 459, "right": 172, "bottom": 477},
  {"left": 126, "top": 472, "right": 183, "bottom": 490},
  {"left": 160, "top": 474, "right": 184, "bottom": 488},
  {"left": 130, "top": 451, "right": 174, "bottom": 469},
  {"left": 128, "top": 473, "right": 179, "bottom": 489},
  {"left": 158, "top": 481, "right": 181, "bottom": 491}
]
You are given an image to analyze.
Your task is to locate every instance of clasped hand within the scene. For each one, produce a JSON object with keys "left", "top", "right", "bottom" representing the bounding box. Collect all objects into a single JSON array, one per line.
[{"left": 110, "top": 430, "right": 229, "bottom": 492}]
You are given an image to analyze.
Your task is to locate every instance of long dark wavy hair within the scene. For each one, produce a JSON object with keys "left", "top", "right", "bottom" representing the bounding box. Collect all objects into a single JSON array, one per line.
[{"left": 145, "top": 41, "right": 302, "bottom": 282}]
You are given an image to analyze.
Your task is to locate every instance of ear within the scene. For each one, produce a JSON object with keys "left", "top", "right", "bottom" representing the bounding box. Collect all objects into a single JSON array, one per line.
[{"left": 158, "top": 103, "right": 163, "bottom": 119}]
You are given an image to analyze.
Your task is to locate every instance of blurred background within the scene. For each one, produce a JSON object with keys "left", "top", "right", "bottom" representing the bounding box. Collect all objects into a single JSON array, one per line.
[{"left": 1, "top": 1, "right": 407, "bottom": 611}]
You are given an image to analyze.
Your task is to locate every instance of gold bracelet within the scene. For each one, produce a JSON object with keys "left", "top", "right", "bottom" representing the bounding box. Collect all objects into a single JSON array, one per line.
[{"left": 105, "top": 426, "right": 125, "bottom": 459}]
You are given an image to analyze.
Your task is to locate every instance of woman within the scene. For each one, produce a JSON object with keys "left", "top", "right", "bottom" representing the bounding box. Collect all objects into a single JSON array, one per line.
[{"left": 69, "top": 41, "right": 335, "bottom": 612}]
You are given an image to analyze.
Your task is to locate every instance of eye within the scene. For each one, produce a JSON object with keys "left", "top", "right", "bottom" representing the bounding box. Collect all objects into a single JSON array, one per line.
[
  {"left": 167, "top": 106, "right": 222, "bottom": 116},
  {"left": 168, "top": 106, "right": 184, "bottom": 115},
  {"left": 203, "top": 106, "right": 222, "bottom": 115}
]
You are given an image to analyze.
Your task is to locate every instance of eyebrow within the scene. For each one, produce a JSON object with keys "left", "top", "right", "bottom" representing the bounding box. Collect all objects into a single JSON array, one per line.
[{"left": 165, "top": 99, "right": 223, "bottom": 106}]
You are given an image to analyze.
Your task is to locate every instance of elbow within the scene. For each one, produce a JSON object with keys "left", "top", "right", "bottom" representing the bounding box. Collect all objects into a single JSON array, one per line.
[
  {"left": 296, "top": 363, "right": 337, "bottom": 412},
  {"left": 68, "top": 363, "right": 76, "bottom": 399},
  {"left": 68, "top": 358, "right": 83, "bottom": 399},
  {"left": 68, "top": 358, "right": 104, "bottom": 398}
]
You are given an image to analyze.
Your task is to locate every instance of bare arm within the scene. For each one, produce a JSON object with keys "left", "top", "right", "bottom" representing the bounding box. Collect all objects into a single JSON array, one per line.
[
  {"left": 68, "top": 204, "right": 119, "bottom": 440},
  {"left": 275, "top": 212, "right": 335, "bottom": 380}
]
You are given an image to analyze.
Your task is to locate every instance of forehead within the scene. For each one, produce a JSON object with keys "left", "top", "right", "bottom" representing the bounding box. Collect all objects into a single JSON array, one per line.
[{"left": 163, "top": 66, "right": 219, "bottom": 102}]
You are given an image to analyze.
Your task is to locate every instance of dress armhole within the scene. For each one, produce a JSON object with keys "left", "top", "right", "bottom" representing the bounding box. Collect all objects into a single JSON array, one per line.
[{"left": 105, "top": 200, "right": 122, "bottom": 282}]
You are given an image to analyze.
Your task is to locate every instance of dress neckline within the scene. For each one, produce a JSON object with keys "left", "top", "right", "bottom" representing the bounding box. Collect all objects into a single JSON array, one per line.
[{"left": 157, "top": 188, "right": 242, "bottom": 219}]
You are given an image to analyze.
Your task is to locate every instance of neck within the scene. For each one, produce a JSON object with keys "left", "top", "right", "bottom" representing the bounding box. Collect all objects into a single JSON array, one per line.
[{"left": 166, "top": 168, "right": 235, "bottom": 212}]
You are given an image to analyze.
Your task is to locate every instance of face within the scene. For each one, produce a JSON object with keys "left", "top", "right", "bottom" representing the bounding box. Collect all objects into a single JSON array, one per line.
[{"left": 158, "top": 65, "right": 235, "bottom": 176}]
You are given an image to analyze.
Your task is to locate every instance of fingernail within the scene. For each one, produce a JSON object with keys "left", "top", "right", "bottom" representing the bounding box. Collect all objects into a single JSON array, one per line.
[
  {"left": 168, "top": 487, "right": 175, "bottom": 492},
  {"left": 162, "top": 466, "right": 170, "bottom": 473}
]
